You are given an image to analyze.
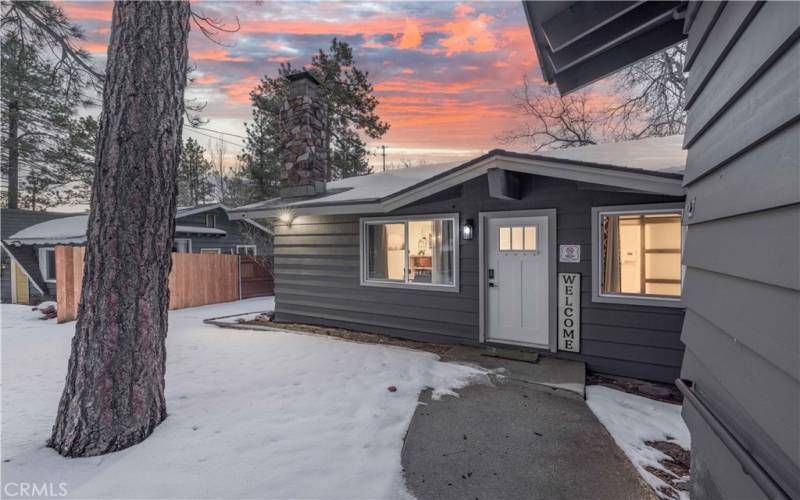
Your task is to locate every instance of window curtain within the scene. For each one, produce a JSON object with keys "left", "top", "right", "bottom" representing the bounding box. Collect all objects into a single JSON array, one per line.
[
  {"left": 602, "top": 216, "right": 621, "bottom": 293},
  {"left": 369, "top": 225, "right": 388, "bottom": 279},
  {"left": 431, "top": 220, "right": 453, "bottom": 285}
]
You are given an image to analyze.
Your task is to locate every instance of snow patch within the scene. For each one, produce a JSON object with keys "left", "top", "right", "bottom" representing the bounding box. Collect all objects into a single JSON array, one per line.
[
  {"left": 2, "top": 298, "right": 487, "bottom": 499},
  {"left": 586, "top": 385, "right": 690, "bottom": 500}
]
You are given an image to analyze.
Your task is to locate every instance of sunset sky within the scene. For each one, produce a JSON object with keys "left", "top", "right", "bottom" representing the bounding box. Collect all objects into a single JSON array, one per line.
[{"left": 60, "top": 1, "right": 562, "bottom": 168}]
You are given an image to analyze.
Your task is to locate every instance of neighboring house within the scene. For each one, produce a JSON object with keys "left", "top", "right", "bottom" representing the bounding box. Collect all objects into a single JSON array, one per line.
[
  {"left": 523, "top": 1, "right": 799, "bottom": 499},
  {"left": 1, "top": 209, "right": 77, "bottom": 305},
  {"left": 230, "top": 71, "right": 688, "bottom": 384},
  {"left": 1, "top": 203, "right": 272, "bottom": 304}
]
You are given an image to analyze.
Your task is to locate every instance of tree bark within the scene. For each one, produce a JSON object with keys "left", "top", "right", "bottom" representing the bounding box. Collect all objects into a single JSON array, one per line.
[
  {"left": 7, "top": 100, "right": 19, "bottom": 209},
  {"left": 49, "top": 1, "right": 190, "bottom": 457}
]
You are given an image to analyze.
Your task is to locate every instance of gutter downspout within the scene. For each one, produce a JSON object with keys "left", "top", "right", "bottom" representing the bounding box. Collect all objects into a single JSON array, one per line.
[{"left": 676, "top": 379, "right": 791, "bottom": 500}]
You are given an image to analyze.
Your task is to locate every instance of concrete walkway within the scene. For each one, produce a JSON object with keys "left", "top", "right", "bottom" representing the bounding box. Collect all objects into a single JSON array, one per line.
[{"left": 402, "top": 357, "right": 655, "bottom": 500}]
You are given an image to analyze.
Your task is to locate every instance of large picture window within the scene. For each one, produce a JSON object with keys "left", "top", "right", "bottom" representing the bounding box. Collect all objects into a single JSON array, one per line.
[
  {"left": 361, "top": 215, "right": 458, "bottom": 291},
  {"left": 592, "top": 204, "right": 684, "bottom": 306}
]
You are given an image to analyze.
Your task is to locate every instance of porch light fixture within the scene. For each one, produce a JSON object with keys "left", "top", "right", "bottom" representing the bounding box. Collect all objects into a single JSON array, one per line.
[
  {"left": 461, "top": 219, "right": 474, "bottom": 240},
  {"left": 278, "top": 209, "right": 295, "bottom": 227}
]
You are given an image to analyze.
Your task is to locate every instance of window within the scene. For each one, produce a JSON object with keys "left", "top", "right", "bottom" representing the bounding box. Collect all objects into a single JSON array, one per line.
[
  {"left": 499, "top": 225, "right": 538, "bottom": 251},
  {"left": 174, "top": 238, "right": 192, "bottom": 253},
  {"left": 593, "top": 204, "right": 684, "bottom": 306},
  {"left": 206, "top": 213, "right": 217, "bottom": 229},
  {"left": 361, "top": 215, "right": 458, "bottom": 291},
  {"left": 236, "top": 245, "right": 257, "bottom": 256},
  {"left": 39, "top": 247, "right": 56, "bottom": 282},
  {"left": 200, "top": 248, "right": 221, "bottom": 255}
]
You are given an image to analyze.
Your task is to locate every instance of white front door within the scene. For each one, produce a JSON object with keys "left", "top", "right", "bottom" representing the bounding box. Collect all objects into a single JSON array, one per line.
[{"left": 486, "top": 215, "right": 550, "bottom": 347}]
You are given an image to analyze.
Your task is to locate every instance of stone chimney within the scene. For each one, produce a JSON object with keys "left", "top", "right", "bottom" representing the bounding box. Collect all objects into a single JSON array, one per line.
[{"left": 279, "top": 71, "right": 327, "bottom": 197}]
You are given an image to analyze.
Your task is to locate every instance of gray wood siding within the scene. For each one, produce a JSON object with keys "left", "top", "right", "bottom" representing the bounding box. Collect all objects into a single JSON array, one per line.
[
  {"left": 177, "top": 208, "right": 271, "bottom": 255},
  {"left": 273, "top": 175, "right": 685, "bottom": 383},
  {"left": 680, "top": 2, "right": 800, "bottom": 497}
]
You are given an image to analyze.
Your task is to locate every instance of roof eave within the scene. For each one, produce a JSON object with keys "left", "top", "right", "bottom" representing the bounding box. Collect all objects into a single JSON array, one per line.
[{"left": 229, "top": 153, "right": 685, "bottom": 219}]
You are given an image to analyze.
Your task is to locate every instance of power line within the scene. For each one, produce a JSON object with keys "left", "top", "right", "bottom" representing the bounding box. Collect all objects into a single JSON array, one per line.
[
  {"left": 185, "top": 125, "right": 247, "bottom": 140},
  {"left": 184, "top": 127, "right": 244, "bottom": 149}
]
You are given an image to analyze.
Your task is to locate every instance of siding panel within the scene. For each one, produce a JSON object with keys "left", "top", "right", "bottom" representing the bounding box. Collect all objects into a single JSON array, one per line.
[
  {"left": 683, "top": 205, "right": 800, "bottom": 290},
  {"left": 685, "top": 1, "right": 762, "bottom": 107},
  {"left": 685, "top": 124, "right": 800, "bottom": 224},
  {"left": 684, "top": 39, "right": 800, "bottom": 182},
  {"left": 684, "top": 2, "right": 800, "bottom": 146},
  {"left": 683, "top": 267, "right": 800, "bottom": 378}
]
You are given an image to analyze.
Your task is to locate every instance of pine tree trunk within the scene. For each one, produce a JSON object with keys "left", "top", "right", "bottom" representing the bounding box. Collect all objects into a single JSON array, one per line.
[
  {"left": 48, "top": 1, "right": 190, "bottom": 457},
  {"left": 7, "top": 100, "right": 19, "bottom": 209}
]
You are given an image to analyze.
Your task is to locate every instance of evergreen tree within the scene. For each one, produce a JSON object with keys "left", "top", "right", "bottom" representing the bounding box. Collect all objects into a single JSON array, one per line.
[
  {"left": 1, "top": 2, "right": 99, "bottom": 209},
  {"left": 239, "top": 38, "right": 389, "bottom": 198},
  {"left": 223, "top": 161, "right": 262, "bottom": 207},
  {"left": 177, "top": 137, "right": 213, "bottom": 206},
  {"left": 238, "top": 85, "right": 282, "bottom": 198}
]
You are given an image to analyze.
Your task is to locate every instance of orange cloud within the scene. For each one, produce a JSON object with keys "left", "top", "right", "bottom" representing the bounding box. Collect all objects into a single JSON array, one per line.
[
  {"left": 375, "top": 78, "right": 481, "bottom": 95},
  {"left": 438, "top": 8, "right": 497, "bottom": 56},
  {"left": 222, "top": 76, "right": 260, "bottom": 105},
  {"left": 397, "top": 18, "right": 423, "bottom": 49},
  {"left": 268, "top": 56, "right": 293, "bottom": 63},
  {"left": 400, "top": 68, "right": 415, "bottom": 75},
  {"left": 78, "top": 41, "right": 108, "bottom": 54},
  {"left": 60, "top": 2, "right": 112, "bottom": 22},
  {"left": 194, "top": 74, "right": 220, "bottom": 86},
  {"left": 192, "top": 48, "right": 250, "bottom": 63},
  {"left": 238, "top": 18, "right": 408, "bottom": 38}
]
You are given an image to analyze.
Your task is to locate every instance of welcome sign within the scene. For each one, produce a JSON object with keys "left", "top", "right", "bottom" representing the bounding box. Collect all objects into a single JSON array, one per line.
[{"left": 558, "top": 273, "right": 581, "bottom": 352}]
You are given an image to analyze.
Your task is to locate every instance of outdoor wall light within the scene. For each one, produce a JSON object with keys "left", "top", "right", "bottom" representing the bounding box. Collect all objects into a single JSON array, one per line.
[
  {"left": 278, "top": 210, "right": 295, "bottom": 227},
  {"left": 461, "top": 219, "right": 474, "bottom": 240}
]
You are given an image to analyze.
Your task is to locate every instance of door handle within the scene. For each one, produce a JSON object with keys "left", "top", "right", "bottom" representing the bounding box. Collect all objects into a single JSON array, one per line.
[{"left": 489, "top": 282, "right": 498, "bottom": 288}]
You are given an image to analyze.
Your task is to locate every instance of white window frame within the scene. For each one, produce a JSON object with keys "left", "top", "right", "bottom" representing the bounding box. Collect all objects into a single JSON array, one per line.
[
  {"left": 591, "top": 203, "right": 684, "bottom": 308},
  {"left": 359, "top": 213, "right": 460, "bottom": 293},
  {"left": 206, "top": 213, "right": 217, "bottom": 229},
  {"left": 174, "top": 238, "right": 192, "bottom": 254},
  {"left": 236, "top": 245, "right": 257, "bottom": 256},
  {"left": 38, "top": 247, "right": 56, "bottom": 283},
  {"left": 199, "top": 248, "right": 221, "bottom": 255}
]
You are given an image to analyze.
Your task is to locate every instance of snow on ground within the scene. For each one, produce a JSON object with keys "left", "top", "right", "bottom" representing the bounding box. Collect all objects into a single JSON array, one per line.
[
  {"left": 2, "top": 299, "right": 488, "bottom": 499},
  {"left": 586, "top": 385, "right": 691, "bottom": 500}
]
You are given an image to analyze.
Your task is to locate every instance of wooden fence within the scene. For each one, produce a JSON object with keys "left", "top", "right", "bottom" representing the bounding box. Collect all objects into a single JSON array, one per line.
[
  {"left": 240, "top": 256, "right": 275, "bottom": 299},
  {"left": 56, "top": 246, "right": 240, "bottom": 323}
]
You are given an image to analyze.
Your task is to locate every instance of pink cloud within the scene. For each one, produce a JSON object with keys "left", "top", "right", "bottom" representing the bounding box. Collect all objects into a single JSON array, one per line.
[
  {"left": 396, "top": 18, "right": 423, "bottom": 49},
  {"left": 221, "top": 76, "right": 260, "bottom": 105},
  {"left": 192, "top": 48, "right": 250, "bottom": 63}
]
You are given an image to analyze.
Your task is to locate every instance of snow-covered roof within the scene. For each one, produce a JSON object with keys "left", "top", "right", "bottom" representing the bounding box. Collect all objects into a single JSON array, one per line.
[
  {"left": 176, "top": 203, "right": 229, "bottom": 218},
  {"left": 533, "top": 135, "right": 686, "bottom": 174},
  {"left": 5, "top": 215, "right": 226, "bottom": 245},
  {"left": 230, "top": 135, "right": 686, "bottom": 217}
]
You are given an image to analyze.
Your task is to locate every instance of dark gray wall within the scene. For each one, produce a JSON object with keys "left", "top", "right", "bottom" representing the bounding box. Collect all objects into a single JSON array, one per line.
[
  {"left": 176, "top": 208, "right": 272, "bottom": 255},
  {"left": 679, "top": 2, "right": 800, "bottom": 498},
  {"left": 274, "top": 173, "right": 685, "bottom": 383}
]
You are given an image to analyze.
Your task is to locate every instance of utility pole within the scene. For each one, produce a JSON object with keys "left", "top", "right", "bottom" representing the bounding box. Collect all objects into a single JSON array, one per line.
[{"left": 381, "top": 145, "right": 386, "bottom": 172}]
